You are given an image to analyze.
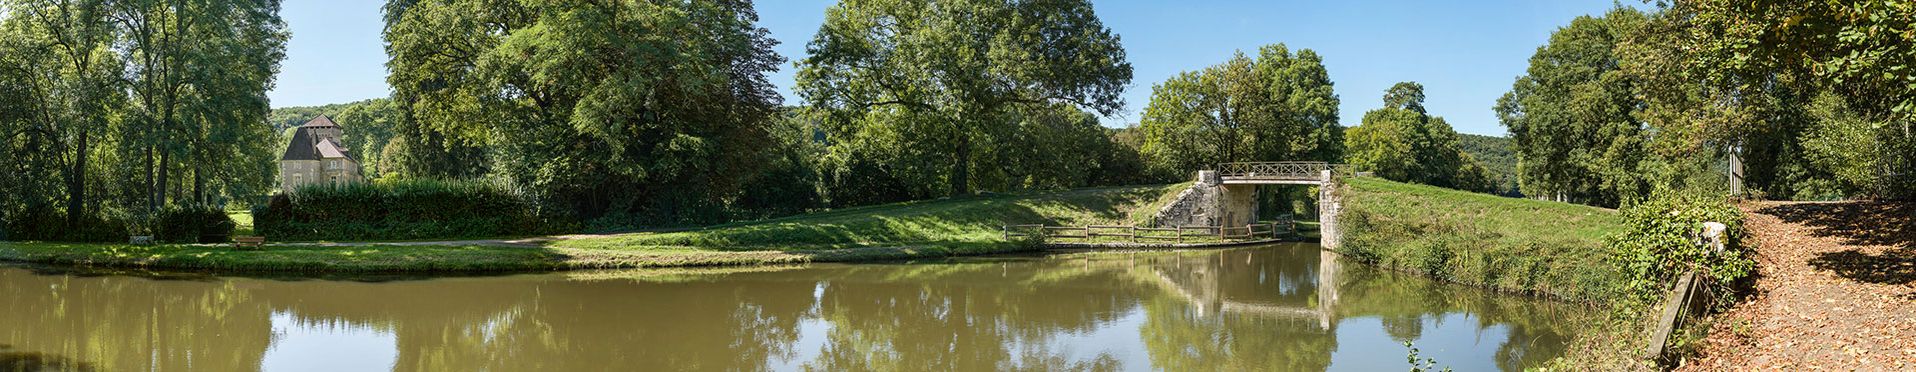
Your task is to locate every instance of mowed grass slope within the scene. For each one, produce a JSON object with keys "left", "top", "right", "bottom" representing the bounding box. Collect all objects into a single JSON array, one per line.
[
  {"left": 2, "top": 184, "right": 1186, "bottom": 273},
  {"left": 554, "top": 184, "right": 1187, "bottom": 251},
  {"left": 1336, "top": 177, "right": 1626, "bottom": 301}
]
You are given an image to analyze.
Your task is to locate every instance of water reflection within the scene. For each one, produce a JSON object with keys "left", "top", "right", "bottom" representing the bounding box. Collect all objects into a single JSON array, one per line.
[{"left": 0, "top": 244, "right": 1586, "bottom": 371}]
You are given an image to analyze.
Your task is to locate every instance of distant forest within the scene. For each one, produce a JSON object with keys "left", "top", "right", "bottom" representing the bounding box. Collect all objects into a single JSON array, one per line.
[{"left": 1458, "top": 134, "right": 1519, "bottom": 196}]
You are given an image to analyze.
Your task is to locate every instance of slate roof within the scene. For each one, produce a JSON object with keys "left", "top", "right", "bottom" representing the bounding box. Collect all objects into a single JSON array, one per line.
[
  {"left": 280, "top": 115, "right": 355, "bottom": 162},
  {"left": 299, "top": 115, "right": 340, "bottom": 128}
]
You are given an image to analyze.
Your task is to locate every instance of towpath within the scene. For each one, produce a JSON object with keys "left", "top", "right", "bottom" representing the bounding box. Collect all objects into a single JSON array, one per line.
[{"left": 1681, "top": 201, "right": 1916, "bottom": 370}]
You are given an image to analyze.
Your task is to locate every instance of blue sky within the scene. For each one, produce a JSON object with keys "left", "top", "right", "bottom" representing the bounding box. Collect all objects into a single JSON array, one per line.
[{"left": 269, "top": 0, "right": 1633, "bottom": 136}]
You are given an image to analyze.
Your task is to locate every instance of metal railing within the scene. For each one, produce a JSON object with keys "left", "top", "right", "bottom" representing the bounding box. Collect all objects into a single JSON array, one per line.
[{"left": 1214, "top": 161, "right": 1353, "bottom": 180}]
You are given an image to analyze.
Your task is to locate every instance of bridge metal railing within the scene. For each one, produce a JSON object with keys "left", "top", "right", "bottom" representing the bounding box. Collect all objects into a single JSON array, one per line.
[{"left": 1215, "top": 161, "right": 1354, "bottom": 179}]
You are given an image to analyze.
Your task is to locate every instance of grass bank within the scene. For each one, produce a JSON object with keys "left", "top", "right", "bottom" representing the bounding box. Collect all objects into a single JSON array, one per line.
[
  {"left": 1335, "top": 177, "right": 1627, "bottom": 301},
  {"left": 1, "top": 184, "right": 1185, "bottom": 273},
  {"left": 552, "top": 184, "right": 1186, "bottom": 251}
]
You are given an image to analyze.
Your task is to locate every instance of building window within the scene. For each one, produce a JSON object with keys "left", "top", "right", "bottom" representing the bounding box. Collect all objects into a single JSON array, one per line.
[
  {"left": 327, "top": 160, "right": 340, "bottom": 170},
  {"left": 292, "top": 174, "right": 302, "bottom": 187}
]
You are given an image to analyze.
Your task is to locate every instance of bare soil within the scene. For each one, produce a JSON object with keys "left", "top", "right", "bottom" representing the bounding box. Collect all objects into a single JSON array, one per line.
[{"left": 1680, "top": 201, "right": 1916, "bottom": 370}]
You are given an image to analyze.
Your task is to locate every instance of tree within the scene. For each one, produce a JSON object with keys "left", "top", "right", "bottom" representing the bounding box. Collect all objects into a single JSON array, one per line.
[
  {"left": 1137, "top": 44, "right": 1342, "bottom": 178},
  {"left": 1496, "top": 9, "right": 1650, "bottom": 206},
  {"left": 796, "top": 0, "right": 1132, "bottom": 197},
  {"left": 1631, "top": 0, "right": 1916, "bottom": 200},
  {"left": 1, "top": 0, "right": 284, "bottom": 240},
  {"left": 385, "top": 0, "right": 785, "bottom": 222},
  {"left": 1348, "top": 82, "right": 1492, "bottom": 192}
]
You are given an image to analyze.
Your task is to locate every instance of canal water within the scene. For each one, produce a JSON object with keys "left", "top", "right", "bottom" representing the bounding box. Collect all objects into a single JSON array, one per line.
[{"left": 0, "top": 244, "right": 1588, "bottom": 371}]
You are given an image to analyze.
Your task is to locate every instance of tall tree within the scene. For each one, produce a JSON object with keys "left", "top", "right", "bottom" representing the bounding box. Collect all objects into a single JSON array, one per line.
[
  {"left": 1632, "top": 0, "right": 1916, "bottom": 199},
  {"left": 1349, "top": 82, "right": 1492, "bottom": 192},
  {"left": 385, "top": 0, "right": 785, "bottom": 221},
  {"left": 1137, "top": 44, "right": 1341, "bottom": 178},
  {"left": 1, "top": 0, "right": 123, "bottom": 232},
  {"left": 1496, "top": 8, "right": 1650, "bottom": 206},
  {"left": 796, "top": 0, "right": 1132, "bottom": 197}
]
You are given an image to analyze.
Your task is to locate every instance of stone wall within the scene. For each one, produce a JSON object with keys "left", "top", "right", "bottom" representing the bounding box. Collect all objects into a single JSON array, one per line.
[
  {"left": 279, "top": 159, "right": 363, "bottom": 191},
  {"left": 1318, "top": 170, "right": 1343, "bottom": 249},
  {"left": 1151, "top": 171, "right": 1223, "bottom": 228}
]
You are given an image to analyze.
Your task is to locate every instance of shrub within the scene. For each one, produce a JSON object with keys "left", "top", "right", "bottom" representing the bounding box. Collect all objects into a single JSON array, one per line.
[
  {"left": 154, "top": 207, "right": 236, "bottom": 243},
  {"left": 254, "top": 179, "right": 565, "bottom": 241},
  {"left": 1608, "top": 190, "right": 1754, "bottom": 308},
  {"left": 2, "top": 205, "right": 131, "bottom": 243}
]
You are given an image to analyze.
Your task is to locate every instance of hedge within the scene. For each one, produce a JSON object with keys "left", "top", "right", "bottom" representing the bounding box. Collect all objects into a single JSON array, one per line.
[{"left": 255, "top": 179, "right": 561, "bottom": 241}]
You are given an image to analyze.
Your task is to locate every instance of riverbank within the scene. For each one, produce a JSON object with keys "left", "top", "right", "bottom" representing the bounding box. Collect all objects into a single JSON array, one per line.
[
  {"left": 1334, "top": 177, "right": 1627, "bottom": 301},
  {"left": 0, "top": 184, "right": 1185, "bottom": 273}
]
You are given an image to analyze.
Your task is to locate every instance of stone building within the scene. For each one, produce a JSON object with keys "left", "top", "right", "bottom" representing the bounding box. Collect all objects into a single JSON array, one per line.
[{"left": 279, "top": 115, "right": 362, "bottom": 191}]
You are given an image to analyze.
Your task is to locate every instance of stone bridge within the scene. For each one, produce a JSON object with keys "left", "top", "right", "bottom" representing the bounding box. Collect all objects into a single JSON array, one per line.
[{"left": 1152, "top": 162, "right": 1351, "bottom": 248}]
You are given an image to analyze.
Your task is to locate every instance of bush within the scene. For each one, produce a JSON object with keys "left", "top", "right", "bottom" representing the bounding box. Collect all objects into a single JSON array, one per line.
[
  {"left": 1608, "top": 190, "right": 1754, "bottom": 307},
  {"left": 153, "top": 207, "right": 236, "bottom": 243},
  {"left": 2, "top": 205, "right": 131, "bottom": 243},
  {"left": 254, "top": 179, "right": 564, "bottom": 241}
]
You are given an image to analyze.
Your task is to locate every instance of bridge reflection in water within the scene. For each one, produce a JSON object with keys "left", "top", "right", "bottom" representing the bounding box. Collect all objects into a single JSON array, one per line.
[{"left": 0, "top": 244, "right": 1587, "bottom": 371}]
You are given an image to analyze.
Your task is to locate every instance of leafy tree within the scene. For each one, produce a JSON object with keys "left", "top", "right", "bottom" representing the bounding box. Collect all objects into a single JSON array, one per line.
[
  {"left": 1496, "top": 8, "right": 1651, "bottom": 206},
  {"left": 1456, "top": 133, "right": 1520, "bottom": 196},
  {"left": 1349, "top": 82, "right": 1492, "bottom": 192},
  {"left": 0, "top": 0, "right": 285, "bottom": 240},
  {"left": 1632, "top": 0, "right": 1916, "bottom": 200},
  {"left": 1138, "top": 44, "right": 1342, "bottom": 178},
  {"left": 384, "top": 0, "right": 785, "bottom": 222},
  {"left": 796, "top": 0, "right": 1132, "bottom": 197}
]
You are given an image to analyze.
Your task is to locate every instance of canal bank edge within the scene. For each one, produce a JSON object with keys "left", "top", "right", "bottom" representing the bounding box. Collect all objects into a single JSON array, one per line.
[{"left": 0, "top": 184, "right": 1188, "bottom": 273}]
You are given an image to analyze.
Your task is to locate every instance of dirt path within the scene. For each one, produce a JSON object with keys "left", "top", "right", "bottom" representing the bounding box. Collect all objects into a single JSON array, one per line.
[{"left": 1681, "top": 201, "right": 1916, "bottom": 370}]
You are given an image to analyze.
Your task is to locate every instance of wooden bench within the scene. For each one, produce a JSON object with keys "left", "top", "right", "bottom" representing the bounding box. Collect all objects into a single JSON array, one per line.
[{"left": 233, "top": 236, "right": 265, "bottom": 250}]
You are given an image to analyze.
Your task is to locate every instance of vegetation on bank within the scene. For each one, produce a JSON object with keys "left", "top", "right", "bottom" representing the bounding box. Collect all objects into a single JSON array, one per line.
[
  {"left": 0, "top": 184, "right": 1183, "bottom": 272},
  {"left": 254, "top": 179, "right": 557, "bottom": 241},
  {"left": 1335, "top": 177, "right": 1625, "bottom": 301},
  {"left": 1334, "top": 177, "right": 1756, "bottom": 367},
  {"left": 552, "top": 184, "right": 1185, "bottom": 251}
]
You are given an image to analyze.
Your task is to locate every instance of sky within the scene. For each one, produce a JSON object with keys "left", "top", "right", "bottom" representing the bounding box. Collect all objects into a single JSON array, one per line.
[{"left": 269, "top": 0, "right": 1633, "bottom": 137}]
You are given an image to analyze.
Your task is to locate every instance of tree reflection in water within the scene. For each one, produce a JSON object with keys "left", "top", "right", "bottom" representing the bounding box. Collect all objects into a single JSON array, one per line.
[{"left": 0, "top": 244, "right": 1587, "bottom": 371}]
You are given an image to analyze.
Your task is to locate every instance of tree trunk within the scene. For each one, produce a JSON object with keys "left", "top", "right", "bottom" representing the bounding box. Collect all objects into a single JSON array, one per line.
[
  {"left": 951, "top": 132, "right": 971, "bottom": 197},
  {"left": 145, "top": 146, "right": 156, "bottom": 212},
  {"left": 158, "top": 151, "right": 170, "bottom": 207},
  {"left": 193, "top": 164, "right": 204, "bottom": 207},
  {"left": 65, "top": 130, "right": 88, "bottom": 233}
]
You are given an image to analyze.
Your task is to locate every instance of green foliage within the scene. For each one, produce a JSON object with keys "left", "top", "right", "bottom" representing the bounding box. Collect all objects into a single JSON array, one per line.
[
  {"left": 1, "top": 205, "right": 131, "bottom": 243},
  {"left": 1347, "top": 82, "right": 1494, "bottom": 192},
  {"left": 796, "top": 0, "right": 1133, "bottom": 197},
  {"left": 153, "top": 207, "right": 235, "bottom": 243},
  {"left": 384, "top": 0, "right": 784, "bottom": 223},
  {"left": 1496, "top": 8, "right": 1651, "bottom": 207},
  {"left": 254, "top": 179, "right": 560, "bottom": 241},
  {"left": 0, "top": 0, "right": 287, "bottom": 241},
  {"left": 1138, "top": 44, "right": 1342, "bottom": 177},
  {"left": 1404, "top": 341, "right": 1453, "bottom": 372},
  {"left": 1620, "top": 1, "right": 1916, "bottom": 201},
  {"left": 555, "top": 184, "right": 1184, "bottom": 251},
  {"left": 1337, "top": 177, "right": 1626, "bottom": 301},
  {"left": 1607, "top": 191, "right": 1753, "bottom": 307},
  {"left": 1457, "top": 134, "right": 1520, "bottom": 196}
]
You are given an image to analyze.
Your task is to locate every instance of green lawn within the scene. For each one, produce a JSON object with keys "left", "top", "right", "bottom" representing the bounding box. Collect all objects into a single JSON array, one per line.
[
  {"left": 1334, "top": 177, "right": 1626, "bottom": 301},
  {"left": 2, "top": 184, "right": 1187, "bottom": 273},
  {"left": 553, "top": 184, "right": 1186, "bottom": 251},
  {"left": 227, "top": 210, "right": 255, "bottom": 236}
]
